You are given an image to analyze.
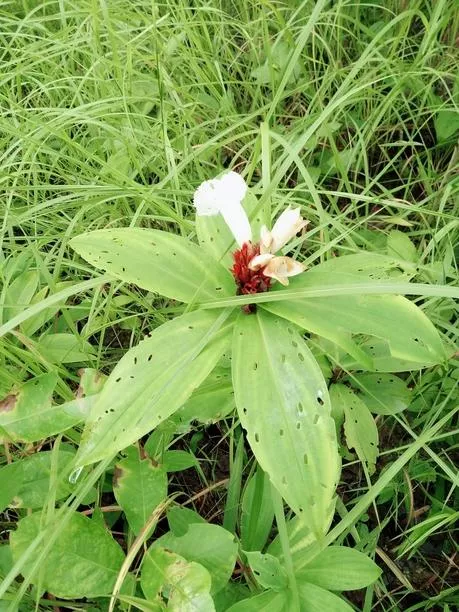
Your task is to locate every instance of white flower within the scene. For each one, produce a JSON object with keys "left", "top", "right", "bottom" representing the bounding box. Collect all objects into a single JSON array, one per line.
[
  {"left": 250, "top": 207, "right": 307, "bottom": 286},
  {"left": 193, "top": 171, "right": 252, "bottom": 247},
  {"left": 260, "top": 207, "right": 308, "bottom": 254}
]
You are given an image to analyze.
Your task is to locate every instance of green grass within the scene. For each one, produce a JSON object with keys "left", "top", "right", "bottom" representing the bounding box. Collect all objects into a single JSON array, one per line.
[{"left": 0, "top": 0, "right": 458, "bottom": 610}]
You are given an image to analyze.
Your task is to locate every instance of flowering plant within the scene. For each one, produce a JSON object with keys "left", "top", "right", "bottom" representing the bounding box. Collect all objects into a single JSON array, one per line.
[{"left": 68, "top": 170, "right": 447, "bottom": 541}]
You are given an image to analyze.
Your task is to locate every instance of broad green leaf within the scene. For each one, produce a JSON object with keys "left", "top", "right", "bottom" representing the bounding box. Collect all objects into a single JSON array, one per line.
[
  {"left": 197, "top": 191, "right": 264, "bottom": 267},
  {"left": 113, "top": 446, "right": 167, "bottom": 534},
  {"left": 435, "top": 109, "right": 459, "bottom": 142},
  {"left": 330, "top": 385, "right": 378, "bottom": 474},
  {"left": 226, "top": 589, "right": 290, "bottom": 612},
  {"left": 245, "top": 552, "right": 288, "bottom": 591},
  {"left": 20, "top": 282, "right": 70, "bottom": 337},
  {"left": 141, "top": 548, "right": 215, "bottom": 611},
  {"left": 167, "top": 507, "right": 206, "bottom": 537},
  {"left": 0, "top": 462, "right": 23, "bottom": 512},
  {"left": 0, "top": 545, "right": 13, "bottom": 578},
  {"left": 387, "top": 230, "right": 417, "bottom": 263},
  {"left": 70, "top": 228, "right": 234, "bottom": 303},
  {"left": 163, "top": 450, "right": 197, "bottom": 472},
  {"left": 232, "top": 310, "right": 340, "bottom": 537},
  {"left": 349, "top": 373, "right": 412, "bottom": 415},
  {"left": 262, "top": 301, "right": 373, "bottom": 369},
  {"left": 241, "top": 468, "right": 274, "bottom": 552},
  {"left": 282, "top": 253, "right": 415, "bottom": 288},
  {"left": 297, "top": 582, "right": 353, "bottom": 612},
  {"left": 173, "top": 367, "right": 235, "bottom": 432},
  {"left": 265, "top": 294, "right": 446, "bottom": 367},
  {"left": 268, "top": 516, "right": 318, "bottom": 573},
  {"left": 0, "top": 372, "right": 96, "bottom": 442},
  {"left": 10, "top": 511, "right": 125, "bottom": 599},
  {"left": 297, "top": 546, "right": 381, "bottom": 590},
  {"left": 37, "top": 333, "right": 95, "bottom": 363},
  {"left": 213, "top": 583, "right": 251, "bottom": 611},
  {"left": 340, "top": 338, "right": 442, "bottom": 372},
  {"left": 75, "top": 309, "right": 233, "bottom": 467},
  {"left": 2, "top": 270, "right": 39, "bottom": 323},
  {"left": 6, "top": 450, "right": 75, "bottom": 509},
  {"left": 150, "top": 523, "right": 238, "bottom": 595}
]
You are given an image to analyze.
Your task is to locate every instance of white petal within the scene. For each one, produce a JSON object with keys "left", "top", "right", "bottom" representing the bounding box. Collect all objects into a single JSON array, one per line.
[
  {"left": 248, "top": 253, "right": 274, "bottom": 271},
  {"left": 263, "top": 256, "right": 305, "bottom": 285},
  {"left": 260, "top": 225, "right": 273, "bottom": 254},
  {"left": 217, "top": 171, "right": 248, "bottom": 201},
  {"left": 193, "top": 171, "right": 251, "bottom": 246},
  {"left": 193, "top": 171, "right": 248, "bottom": 216},
  {"left": 270, "top": 207, "right": 307, "bottom": 253},
  {"left": 193, "top": 179, "right": 221, "bottom": 216},
  {"left": 220, "top": 202, "right": 252, "bottom": 247}
]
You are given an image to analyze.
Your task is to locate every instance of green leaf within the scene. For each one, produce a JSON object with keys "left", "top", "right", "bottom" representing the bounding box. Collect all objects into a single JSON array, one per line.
[
  {"left": 2, "top": 270, "right": 39, "bottom": 323},
  {"left": 163, "top": 450, "right": 197, "bottom": 472},
  {"left": 267, "top": 516, "right": 316, "bottom": 571},
  {"left": 113, "top": 446, "right": 167, "bottom": 534},
  {"left": 0, "top": 545, "right": 13, "bottom": 578},
  {"left": 10, "top": 511, "right": 125, "bottom": 598},
  {"left": 226, "top": 589, "right": 290, "bottom": 612},
  {"left": 147, "top": 366, "right": 235, "bottom": 443},
  {"left": 20, "top": 282, "right": 69, "bottom": 337},
  {"left": 387, "top": 230, "right": 417, "bottom": 263},
  {"left": 197, "top": 191, "right": 264, "bottom": 267},
  {"left": 330, "top": 385, "right": 378, "bottom": 475},
  {"left": 141, "top": 548, "right": 215, "bottom": 611},
  {"left": 435, "top": 109, "right": 459, "bottom": 143},
  {"left": 297, "top": 546, "right": 381, "bottom": 590},
  {"left": 37, "top": 333, "right": 95, "bottom": 363},
  {"left": 349, "top": 373, "right": 412, "bottom": 415},
  {"left": 0, "top": 462, "right": 23, "bottom": 512},
  {"left": 75, "top": 309, "right": 233, "bottom": 467},
  {"left": 6, "top": 450, "right": 75, "bottom": 509},
  {"left": 245, "top": 552, "right": 288, "bottom": 591},
  {"left": 172, "top": 366, "right": 235, "bottom": 432},
  {"left": 266, "top": 294, "right": 446, "bottom": 367},
  {"left": 149, "top": 523, "right": 238, "bottom": 595},
  {"left": 167, "top": 507, "right": 206, "bottom": 537},
  {"left": 70, "top": 228, "right": 234, "bottom": 303},
  {"left": 297, "top": 582, "right": 353, "bottom": 611},
  {"left": 285, "top": 253, "right": 415, "bottom": 287},
  {"left": 0, "top": 373, "right": 95, "bottom": 442},
  {"left": 340, "top": 338, "right": 442, "bottom": 372},
  {"left": 262, "top": 301, "right": 373, "bottom": 369},
  {"left": 241, "top": 468, "right": 274, "bottom": 552},
  {"left": 232, "top": 310, "right": 340, "bottom": 537}
]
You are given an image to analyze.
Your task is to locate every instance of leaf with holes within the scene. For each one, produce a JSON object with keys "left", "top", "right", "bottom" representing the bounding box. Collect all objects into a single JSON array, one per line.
[
  {"left": 113, "top": 446, "right": 167, "bottom": 535},
  {"left": 75, "top": 309, "right": 233, "bottom": 467},
  {"left": 265, "top": 294, "right": 446, "bottom": 368},
  {"left": 330, "top": 385, "right": 378, "bottom": 474},
  {"left": 172, "top": 366, "right": 235, "bottom": 432},
  {"left": 348, "top": 373, "right": 412, "bottom": 415},
  {"left": 197, "top": 191, "right": 264, "bottom": 267},
  {"left": 70, "top": 228, "right": 234, "bottom": 303},
  {"left": 279, "top": 253, "right": 415, "bottom": 289},
  {"left": 245, "top": 552, "right": 288, "bottom": 591},
  {"left": 232, "top": 309, "right": 340, "bottom": 537}
]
